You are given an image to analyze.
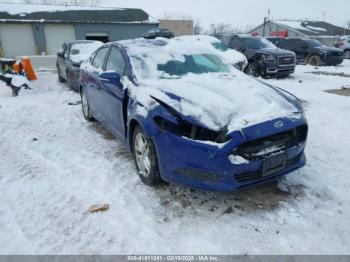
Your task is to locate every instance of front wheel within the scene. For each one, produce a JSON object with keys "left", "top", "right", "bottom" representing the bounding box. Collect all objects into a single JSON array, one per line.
[
  {"left": 58, "top": 69, "right": 65, "bottom": 83},
  {"left": 344, "top": 50, "right": 350, "bottom": 59},
  {"left": 132, "top": 126, "right": 162, "bottom": 186},
  {"left": 81, "top": 87, "right": 94, "bottom": 122},
  {"left": 245, "top": 62, "right": 260, "bottom": 77},
  {"left": 308, "top": 55, "right": 321, "bottom": 66}
]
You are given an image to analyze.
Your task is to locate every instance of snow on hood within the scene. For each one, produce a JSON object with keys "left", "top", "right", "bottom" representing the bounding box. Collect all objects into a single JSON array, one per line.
[
  {"left": 121, "top": 38, "right": 301, "bottom": 133},
  {"left": 130, "top": 73, "right": 300, "bottom": 133},
  {"left": 70, "top": 41, "right": 103, "bottom": 64}
]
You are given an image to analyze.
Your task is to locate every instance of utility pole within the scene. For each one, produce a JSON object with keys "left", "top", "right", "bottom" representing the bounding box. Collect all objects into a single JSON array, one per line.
[{"left": 262, "top": 9, "right": 271, "bottom": 37}]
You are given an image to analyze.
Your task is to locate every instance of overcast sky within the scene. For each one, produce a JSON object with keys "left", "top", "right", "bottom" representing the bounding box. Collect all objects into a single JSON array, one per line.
[{"left": 101, "top": 0, "right": 350, "bottom": 30}]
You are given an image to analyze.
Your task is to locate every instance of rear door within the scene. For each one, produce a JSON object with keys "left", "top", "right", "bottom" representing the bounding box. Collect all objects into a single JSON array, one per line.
[
  {"left": 86, "top": 46, "right": 110, "bottom": 122},
  {"left": 294, "top": 40, "right": 309, "bottom": 63},
  {"left": 280, "top": 39, "right": 305, "bottom": 62},
  {"left": 99, "top": 46, "right": 127, "bottom": 139}
]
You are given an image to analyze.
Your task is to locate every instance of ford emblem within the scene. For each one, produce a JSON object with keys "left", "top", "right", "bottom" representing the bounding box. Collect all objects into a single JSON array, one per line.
[{"left": 274, "top": 121, "right": 284, "bottom": 128}]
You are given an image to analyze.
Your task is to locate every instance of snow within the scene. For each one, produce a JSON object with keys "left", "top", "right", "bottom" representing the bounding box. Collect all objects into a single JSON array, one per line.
[
  {"left": 274, "top": 20, "right": 314, "bottom": 33},
  {"left": 3, "top": 74, "right": 33, "bottom": 89},
  {"left": 175, "top": 35, "right": 247, "bottom": 66},
  {"left": 228, "top": 155, "right": 249, "bottom": 165},
  {"left": 0, "top": 3, "right": 124, "bottom": 15},
  {"left": 120, "top": 38, "right": 300, "bottom": 133},
  {"left": 70, "top": 41, "right": 103, "bottom": 63},
  {"left": 305, "top": 25, "right": 327, "bottom": 32},
  {"left": 1, "top": 60, "right": 350, "bottom": 254}
]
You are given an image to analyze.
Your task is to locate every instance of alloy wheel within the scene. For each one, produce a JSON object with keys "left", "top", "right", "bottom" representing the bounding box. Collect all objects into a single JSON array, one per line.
[
  {"left": 134, "top": 132, "right": 151, "bottom": 177},
  {"left": 344, "top": 50, "right": 350, "bottom": 59}
]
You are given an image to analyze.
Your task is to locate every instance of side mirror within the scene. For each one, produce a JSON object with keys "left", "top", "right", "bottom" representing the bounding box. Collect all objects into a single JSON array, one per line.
[
  {"left": 57, "top": 51, "right": 65, "bottom": 58},
  {"left": 99, "top": 70, "right": 122, "bottom": 86}
]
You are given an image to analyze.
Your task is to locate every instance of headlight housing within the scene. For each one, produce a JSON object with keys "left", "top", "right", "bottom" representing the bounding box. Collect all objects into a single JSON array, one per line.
[
  {"left": 151, "top": 95, "right": 230, "bottom": 144},
  {"left": 261, "top": 53, "right": 276, "bottom": 63},
  {"left": 154, "top": 116, "right": 230, "bottom": 143},
  {"left": 320, "top": 50, "right": 329, "bottom": 58}
]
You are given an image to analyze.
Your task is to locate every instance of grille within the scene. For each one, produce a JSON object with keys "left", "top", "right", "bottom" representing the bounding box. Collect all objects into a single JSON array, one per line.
[
  {"left": 235, "top": 153, "right": 302, "bottom": 183},
  {"left": 235, "top": 124, "right": 308, "bottom": 161},
  {"left": 278, "top": 56, "right": 295, "bottom": 66}
]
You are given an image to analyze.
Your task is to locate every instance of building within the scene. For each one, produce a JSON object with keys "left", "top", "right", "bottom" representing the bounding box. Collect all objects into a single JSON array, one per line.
[
  {"left": 0, "top": 3, "right": 158, "bottom": 57},
  {"left": 159, "top": 20, "right": 193, "bottom": 36},
  {"left": 249, "top": 20, "right": 350, "bottom": 46}
]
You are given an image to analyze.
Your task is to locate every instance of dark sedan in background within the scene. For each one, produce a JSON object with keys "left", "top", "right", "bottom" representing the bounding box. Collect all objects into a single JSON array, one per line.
[
  {"left": 56, "top": 40, "right": 103, "bottom": 91},
  {"left": 267, "top": 38, "right": 344, "bottom": 66},
  {"left": 143, "top": 28, "right": 175, "bottom": 39}
]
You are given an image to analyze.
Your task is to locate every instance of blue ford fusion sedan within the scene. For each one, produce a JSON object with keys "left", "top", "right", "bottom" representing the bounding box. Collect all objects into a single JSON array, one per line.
[{"left": 79, "top": 37, "right": 308, "bottom": 192}]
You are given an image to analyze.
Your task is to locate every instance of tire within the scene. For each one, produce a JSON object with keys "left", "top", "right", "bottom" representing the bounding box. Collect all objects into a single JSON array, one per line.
[
  {"left": 344, "top": 50, "right": 350, "bottom": 59},
  {"left": 66, "top": 70, "right": 72, "bottom": 89},
  {"left": 132, "top": 125, "right": 162, "bottom": 186},
  {"left": 308, "top": 55, "right": 321, "bottom": 66},
  {"left": 81, "top": 87, "right": 94, "bottom": 122},
  {"left": 58, "top": 69, "right": 65, "bottom": 83},
  {"left": 245, "top": 62, "right": 260, "bottom": 77}
]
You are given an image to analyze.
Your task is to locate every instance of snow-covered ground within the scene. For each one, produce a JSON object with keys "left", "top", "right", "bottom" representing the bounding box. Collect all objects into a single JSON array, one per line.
[{"left": 0, "top": 61, "right": 350, "bottom": 255}]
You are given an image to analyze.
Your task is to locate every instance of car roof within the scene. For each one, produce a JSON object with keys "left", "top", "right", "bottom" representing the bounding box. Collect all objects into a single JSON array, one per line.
[{"left": 68, "top": 40, "right": 101, "bottom": 46}]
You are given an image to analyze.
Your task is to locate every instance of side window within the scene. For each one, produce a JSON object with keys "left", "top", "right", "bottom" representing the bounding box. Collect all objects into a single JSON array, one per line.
[
  {"left": 279, "top": 40, "right": 291, "bottom": 49},
  {"left": 292, "top": 40, "right": 303, "bottom": 49},
  {"left": 231, "top": 38, "right": 242, "bottom": 50},
  {"left": 92, "top": 47, "right": 109, "bottom": 69},
  {"left": 105, "top": 47, "right": 126, "bottom": 75}
]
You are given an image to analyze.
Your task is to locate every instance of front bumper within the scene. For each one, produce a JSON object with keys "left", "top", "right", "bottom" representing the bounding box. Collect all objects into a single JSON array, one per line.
[
  {"left": 153, "top": 117, "right": 307, "bottom": 192},
  {"left": 259, "top": 61, "right": 295, "bottom": 77},
  {"left": 322, "top": 55, "right": 344, "bottom": 66}
]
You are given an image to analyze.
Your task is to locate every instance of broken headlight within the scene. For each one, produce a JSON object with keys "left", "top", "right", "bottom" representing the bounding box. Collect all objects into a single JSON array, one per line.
[
  {"left": 154, "top": 116, "right": 230, "bottom": 143},
  {"left": 151, "top": 96, "right": 230, "bottom": 144}
]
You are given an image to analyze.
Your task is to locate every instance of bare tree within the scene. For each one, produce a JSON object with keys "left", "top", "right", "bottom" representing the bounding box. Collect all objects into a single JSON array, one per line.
[{"left": 193, "top": 18, "right": 203, "bottom": 35}]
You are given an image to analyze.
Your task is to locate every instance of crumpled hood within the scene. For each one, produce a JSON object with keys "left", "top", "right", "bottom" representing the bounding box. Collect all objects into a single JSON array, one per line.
[{"left": 132, "top": 72, "right": 302, "bottom": 133}]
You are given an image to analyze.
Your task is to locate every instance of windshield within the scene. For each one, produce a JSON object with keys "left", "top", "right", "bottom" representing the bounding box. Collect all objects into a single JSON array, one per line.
[
  {"left": 131, "top": 53, "right": 230, "bottom": 79},
  {"left": 242, "top": 37, "right": 276, "bottom": 49},
  {"left": 304, "top": 39, "right": 323, "bottom": 48},
  {"left": 212, "top": 42, "right": 228, "bottom": 52},
  {"left": 157, "top": 54, "right": 229, "bottom": 77}
]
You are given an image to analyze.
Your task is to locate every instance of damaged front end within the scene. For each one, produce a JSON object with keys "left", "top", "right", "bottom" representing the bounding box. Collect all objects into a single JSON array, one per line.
[{"left": 141, "top": 95, "right": 308, "bottom": 192}]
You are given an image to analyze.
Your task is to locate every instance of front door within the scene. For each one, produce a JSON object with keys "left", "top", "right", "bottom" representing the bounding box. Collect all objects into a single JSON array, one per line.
[
  {"left": 99, "top": 46, "right": 127, "bottom": 139},
  {"left": 86, "top": 46, "right": 110, "bottom": 122}
]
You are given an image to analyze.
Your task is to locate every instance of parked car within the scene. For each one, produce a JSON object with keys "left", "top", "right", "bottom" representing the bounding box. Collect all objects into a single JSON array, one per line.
[
  {"left": 56, "top": 40, "right": 103, "bottom": 91},
  {"left": 276, "top": 38, "right": 344, "bottom": 66},
  {"left": 175, "top": 35, "right": 248, "bottom": 71},
  {"left": 337, "top": 36, "right": 350, "bottom": 59},
  {"left": 143, "top": 28, "right": 174, "bottom": 39},
  {"left": 79, "top": 38, "right": 308, "bottom": 192},
  {"left": 221, "top": 35, "right": 296, "bottom": 78}
]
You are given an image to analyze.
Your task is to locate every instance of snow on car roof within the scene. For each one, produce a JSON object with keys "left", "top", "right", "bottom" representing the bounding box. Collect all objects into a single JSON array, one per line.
[{"left": 70, "top": 41, "right": 103, "bottom": 63}]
